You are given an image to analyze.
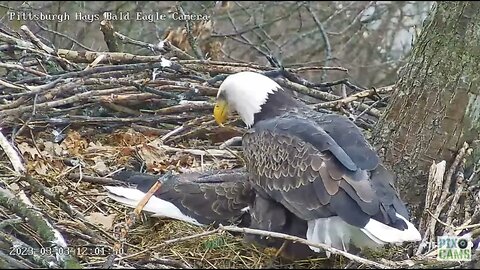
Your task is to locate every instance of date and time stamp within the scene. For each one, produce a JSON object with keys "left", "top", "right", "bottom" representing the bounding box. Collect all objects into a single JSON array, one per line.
[{"left": 9, "top": 245, "right": 117, "bottom": 257}]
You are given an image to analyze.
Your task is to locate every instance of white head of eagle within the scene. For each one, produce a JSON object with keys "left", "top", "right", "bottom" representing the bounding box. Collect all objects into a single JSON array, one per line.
[{"left": 214, "top": 71, "right": 288, "bottom": 128}]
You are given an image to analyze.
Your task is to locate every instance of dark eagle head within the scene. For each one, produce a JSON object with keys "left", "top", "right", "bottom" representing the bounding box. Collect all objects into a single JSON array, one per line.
[{"left": 214, "top": 71, "right": 297, "bottom": 128}]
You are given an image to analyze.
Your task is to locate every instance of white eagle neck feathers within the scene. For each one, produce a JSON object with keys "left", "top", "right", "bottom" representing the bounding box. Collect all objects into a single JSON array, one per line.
[{"left": 217, "top": 71, "right": 280, "bottom": 127}]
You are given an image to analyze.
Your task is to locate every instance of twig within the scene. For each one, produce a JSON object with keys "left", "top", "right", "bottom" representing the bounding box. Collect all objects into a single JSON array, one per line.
[
  {"left": 456, "top": 211, "right": 480, "bottom": 234},
  {"left": 12, "top": 61, "right": 183, "bottom": 87},
  {"left": 176, "top": 4, "right": 204, "bottom": 60},
  {"left": 305, "top": 5, "right": 331, "bottom": 81},
  {"left": 67, "top": 173, "right": 124, "bottom": 185},
  {"left": 161, "top": 126, "right": 185, "bottom": 142},
  {"left": 420, "top": 160, "right": 446, "bottom": 233},
  {"left": 113, "top": 31, "right": 164, "bottom": 53},
  {"left": 327, "top": 2, "right": 374, "bottom": 36},
  {"left": 279, "top": 79, "right": 383, "bottom": 117},
  {"left": 0, "top": 88, "right": 126, "bottom": 117},
  {"left": 422, "top": 142, "right": 470, "bottom": 250},
  {"left": 57, "top": 48, "right": 173, "bottom": 64},
  {"left": 0, "top": 78, "right": 27, "bottom": 91},
  {"left": 353, "top": 98, "right": 383, "bottom": 122},
  {"left": 161, "top": 40, "right": 195, "bottom": 60},
  {"left": 20, "top": 25, "right": 55, "bottom": 54},
  {"left": 444, "top": 181, "right": 466, "bottom": 235},
  {"left": 145, "top": 141, "right": 240, "bottom": 159},
  {"left": 0, "top": 250, "right": 32, "bottom": 269},
  {"left": 426, "top": 208, "right": 454, "bottom": 230},
  {"left": 131, "top": 124, "right": 170, "bottom": 136},
  {"left": 164, "top": 228, "right": 220, "bottom": 245},
  {"left": 112, "top": 172, "right": 175, "bottom": 264},
  {"left": 219, "top": 136, "right": 243, "bottom": 149},
  {"left": 0, "top": 78, "right": 65, "bottom": 100},
  {"left": 84, "top": 54, "right": 106, "bottom": 70},
  {"left": 418, "top": 196, "right": 454, "bottom": 256},
  {"left": 415, "top": 160, "right": 446, "bottom": 256},
  {"left": 133, "top": 180, "right": 162, "bottom": 216},
  {"left": 440, "top": 142, "right": 469, "bottom": 205},
  {"left": 0, "top": 218, "right": 22, "bottom": 229},
  {"left": 210, "top": 11, "right": 294, "bottom": 38},
  {"left": 288, "top": 66, "right": 348, "bottom": 73},
  {"left": 218, "top": 225, "right": 393, "bottom": 269},
  {"left": 314, "top": 85, "right": 393, "bottom": 109},
  {"left": 0, "top": 129, "right": 25, "bottom": 175},
  {"left": 33, "top": 20, "right": 94, "bottom": 51},
  {"left": 224, "top": 7, "right": 270, "bottom": 59},
  {"left": 160, "top": 115, "right": 214, "bottom": 144},
  {"left": 155, "top": 101, "right": 213, "bottom": 115},
  {"left": 140, "top": 258, "right": 192, "bottom": 269},
  {"left": 164, "top": 118, "right": 243, "bottom": 145},
  {"left": 179, "top": 59, "right": 273, "bottom": 70},
  {"left": 0, "top": 63, "right": 47, "bottom": 77},
  {"left": 26, "top": 115, "right": 194, "bottom": 126},
  {"left": 100, "top": 18, "right": 120, "bottom": 52},
  {"left": 444, "top": 147, "right": 472, "bottom": 235},
  {"left": 0, "top": 31, "right": 35, "bottom": 48}
]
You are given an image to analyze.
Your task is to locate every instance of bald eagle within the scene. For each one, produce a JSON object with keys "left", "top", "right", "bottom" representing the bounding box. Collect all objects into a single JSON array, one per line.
[
  {"left": 213, "top": 71, "right": 421, "bottom": 253},
  {"left": 104, "top": 168, "right": 317, "bottom": 259},
  {"left": 105, "top": 168, "right": 252, "bottom": 227}
]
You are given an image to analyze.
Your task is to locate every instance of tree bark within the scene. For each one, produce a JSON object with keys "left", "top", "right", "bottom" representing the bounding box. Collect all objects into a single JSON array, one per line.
[{"left": 373, "top": 1, "right": 480, "bottom": 219}]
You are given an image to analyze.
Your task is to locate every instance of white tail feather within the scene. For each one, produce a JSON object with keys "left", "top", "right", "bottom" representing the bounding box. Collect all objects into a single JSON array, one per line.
[
  {"left": 306, "top": 217, "right": 355, "bottom": 257},
  {"left": 104, "top": 186, "right": 202, "bottom": 226},
  {"left": 306, "top": 214, "right": 421, "bottom": 256},
  {"left": 360, "top": 213, "right": 422, "bottom": 244}
]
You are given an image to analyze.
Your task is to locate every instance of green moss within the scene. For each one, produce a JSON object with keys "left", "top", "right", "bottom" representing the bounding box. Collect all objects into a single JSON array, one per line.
[{"left": 0, "top": 189, "right": 81, "bottom": 268}]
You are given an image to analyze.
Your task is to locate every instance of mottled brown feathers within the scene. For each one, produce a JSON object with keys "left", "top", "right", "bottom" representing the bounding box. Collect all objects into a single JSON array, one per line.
[
  {"left": 111, "top": 169, "right": 254, "bottom": 226},
  {"left": 243, "top": 110, "right": 407, "bottom": 229}
]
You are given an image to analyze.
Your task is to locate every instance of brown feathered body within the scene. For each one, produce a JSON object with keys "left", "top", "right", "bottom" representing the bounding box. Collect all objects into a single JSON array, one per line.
[{"left": 105, "top": 168, "right": 317, "bottom": 259}]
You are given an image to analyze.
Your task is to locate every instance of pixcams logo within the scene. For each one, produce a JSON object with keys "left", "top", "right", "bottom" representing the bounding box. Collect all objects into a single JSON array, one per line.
[{"left": 437, "top": 236, "right": 473, "bottom": 261}]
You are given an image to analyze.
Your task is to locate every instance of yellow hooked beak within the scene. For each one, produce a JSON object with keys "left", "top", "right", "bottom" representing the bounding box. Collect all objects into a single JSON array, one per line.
[{"left": 213, "top": 99, "right": 229, "bottom": 127}]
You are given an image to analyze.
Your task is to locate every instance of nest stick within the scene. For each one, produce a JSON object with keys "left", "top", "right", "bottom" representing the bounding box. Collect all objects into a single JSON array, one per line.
[
  {"left": 425, "top": 143, "right": 470, "bottom": 247},
  {"left": 418, "top": 160, "right": 446, "bottom": 245},
  {"left": 0, "top": 250, "right": 32, "bottom": 269},
  {"left": 439, "top": 143, "right": 469, "bottom": 205},
  {"left": 20, "top": 25, "right": 55, "bottom": 54},
  {"left": 133, "top": 180, "right": 161, "bottom": 216},
  {"left": 219, "top": 136, "right": 243, "bottom": 149},
  {"left": 0, "top": 129, "right": 25, "bottom": 175}
]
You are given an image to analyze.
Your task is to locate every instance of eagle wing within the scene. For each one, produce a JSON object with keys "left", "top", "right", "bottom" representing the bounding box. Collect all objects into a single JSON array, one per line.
[
  {"left": 107, "top": 169, "right": 254, "bottom": 226},
  {"left": 242, "top": 113, "right": 411, "bottom": 236}
]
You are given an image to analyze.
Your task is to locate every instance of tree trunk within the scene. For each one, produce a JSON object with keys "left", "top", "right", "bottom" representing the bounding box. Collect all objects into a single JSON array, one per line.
[{"left": 373, "top": 1, "right": 480, "bottom": 219}]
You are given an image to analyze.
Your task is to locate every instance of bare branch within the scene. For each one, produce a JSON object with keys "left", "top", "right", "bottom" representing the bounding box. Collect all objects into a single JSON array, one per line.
[{"left": 305, "top": 4, "right": 332, "bottom": 81}]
